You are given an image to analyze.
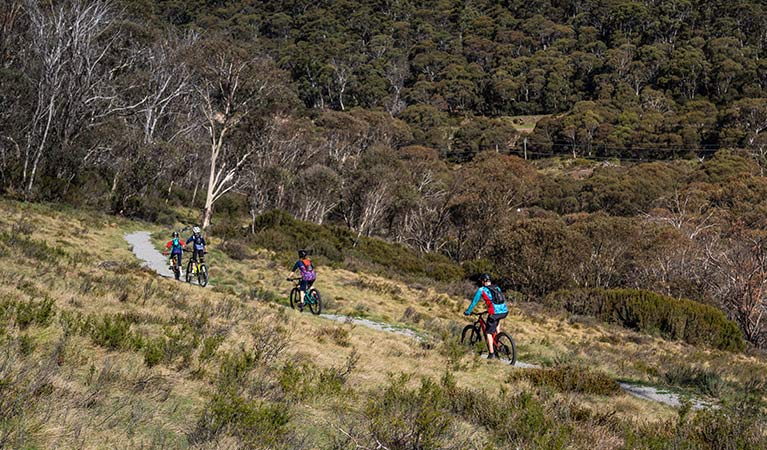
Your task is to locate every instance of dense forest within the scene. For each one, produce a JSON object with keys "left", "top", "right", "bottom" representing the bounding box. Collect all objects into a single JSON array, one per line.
[{"left": 1, "top": 0, "right": 767, "bottom": 348}]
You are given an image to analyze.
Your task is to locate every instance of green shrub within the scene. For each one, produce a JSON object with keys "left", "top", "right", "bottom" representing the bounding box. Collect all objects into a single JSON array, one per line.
[
  {"left": 8, "top": 297, "right": 55, "bottom": 330},
  {"left": 89, "top": 314, "right": 138, "bottom": 351},
  {"left": 545, "top": 289, "right": 745, "bottom": 351},
  {"left": 0, "top": 232, "right": 67, "bottom": 262},
  {"left": 662, "top": 366, "right": 726, "bottom": 397},
  {"left": 507, "top": 365, "right": 622, "bottom": 396},
  {"left": 189, "top": 390, "right": 290, "bottom": 447},
  {"left": 365, "top": 376, "right": 454, "bottom": 450},
  {"left": 278, "top": 354, "right": 355, "bottom": 401},
  {"left": 199, "top": 334, "right": 225, "bottom": 363},
  {"left": 142, "top": 339, "right": 163, "bottom": 368},
  {"left": 626, "top": 405, "right": 767, "bottom": 449}
]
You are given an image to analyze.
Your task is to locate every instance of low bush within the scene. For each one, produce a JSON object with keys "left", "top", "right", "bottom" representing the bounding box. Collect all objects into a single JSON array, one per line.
[
  {"left": 0, "top": 297, "right": 56, "bottom": 330},
  {"left": 189, "top": 390, "right": 291, "bottom": 448},
  {"left": 278, "top": 350, "right": 358, "bottom": 400},
  {"left": 662, "top": 365, "right": 726, "bottom": 397},
  {"left": 0, "top": 232, "right": 66, "bottom": 262},
  {"left": 89, "top": 314, "right": 140, "bottom": 351},
  {"left": 507, "top": 365, "right": 622, "bottom": 396},
  {"left": 219, "top": 239, "right": 250, "bottom": 260},
  {"left": 315, "top": 324, "right": 352, "bottom": 347},
  {"left": 365, "top": 376, "right": 455, "bottom": 450},
  {"left": 545, "top": 289, "right": 745, "bottom": 351}
]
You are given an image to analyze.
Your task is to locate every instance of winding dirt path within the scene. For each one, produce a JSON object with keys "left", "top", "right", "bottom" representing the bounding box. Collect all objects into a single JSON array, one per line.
[
  {"left": 125, "top": 231, "right": 172, "bottom": 277},
  {"left": 124, "top": 231, "right": 712, "bottom": 410}
]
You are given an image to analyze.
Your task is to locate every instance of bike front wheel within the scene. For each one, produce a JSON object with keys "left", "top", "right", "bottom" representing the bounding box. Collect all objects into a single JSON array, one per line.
[
  {"left": 494, "top": 332, "right": 517, "bottom": 366},
  {"left": 307, "top": 289, "right": 321, "bottom": 315},
  {"left": 460, "top": 325, "right": 481, "bottom": 347},
  {"left": 289, "top": 288, "right": 301, "bottom": 310},
  {"left": 185, "top": 260, "right": 193, "bottom": 283},
  {"left": 198, "top": 264, "right": 208, "bottom": 287}
]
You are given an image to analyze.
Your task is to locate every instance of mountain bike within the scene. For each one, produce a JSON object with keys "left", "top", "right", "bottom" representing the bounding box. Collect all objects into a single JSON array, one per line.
[
  {"left": 185, "top": 250, "right": 208, "bottom": 287},
  {"left": 163, "top": 251, "right": 181, "bottom": 280},
  {"left": 461, "top": 311, "right": 516, "bottom": 365},
  {"left": 287, "top": 278, "right": 321, "bottom": 315}
]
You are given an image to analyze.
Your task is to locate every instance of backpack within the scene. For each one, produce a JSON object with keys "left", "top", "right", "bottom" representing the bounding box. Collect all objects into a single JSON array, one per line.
[
  {"left": 300, "top": 258, "right": 316, "bottom": 281},
  {"left": 486, "top": 285, "right": 506, "bottom": 305},
  {"left": 171, "top": 238, "right": 183, "bottom": 252}
]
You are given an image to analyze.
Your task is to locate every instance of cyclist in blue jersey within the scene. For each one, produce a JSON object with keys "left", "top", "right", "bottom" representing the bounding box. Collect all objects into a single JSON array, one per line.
[
  {"left": 186, "top": 226, "right": 207, "bottom": 265},
  {"left": 464, "top": 273, "right": 508, "bottom": 359}
]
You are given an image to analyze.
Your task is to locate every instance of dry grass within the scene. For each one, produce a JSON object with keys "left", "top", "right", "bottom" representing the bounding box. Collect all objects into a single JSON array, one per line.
[{"left": 1, "top": 198, "right": 765, "bottom": 448}]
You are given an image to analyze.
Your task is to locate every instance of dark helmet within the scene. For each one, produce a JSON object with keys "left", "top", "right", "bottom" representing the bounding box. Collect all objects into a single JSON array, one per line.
[
  {"left": 478, "top": 273, "right": 491, "bottom": 284},
  {"left": 172, "top": 231, "right": 179, "bottom": 238},
  {"left": 298, "top": 249, "right": 308, "bottom": 258}
]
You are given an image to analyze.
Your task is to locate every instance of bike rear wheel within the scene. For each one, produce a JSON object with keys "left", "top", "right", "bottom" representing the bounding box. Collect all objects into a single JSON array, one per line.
[
  {"left": 185, "top": 259, "right": 193, "bottom": 283},
  {"left": 460, "top": 325, "right": 481, "bottom": 347},
  {"left": 494, "top": 332, "right": 517, "bottom": 366},
  {"left": 308, "top": 288, "right": 321, "bottom": 315},
  {"left": 289, "top": 288, "right": 301, "bottom": 310},
  {"left": 198, "top": 264, "right": 208, "bottom": 287}
]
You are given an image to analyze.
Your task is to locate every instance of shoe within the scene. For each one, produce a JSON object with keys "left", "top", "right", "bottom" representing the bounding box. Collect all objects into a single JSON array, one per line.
[
  {"left": 487, "top": 353, "right": 496, "bottom": 360},
  {"left": 298, "top": 302, "right": 305, "bottom": 312}
]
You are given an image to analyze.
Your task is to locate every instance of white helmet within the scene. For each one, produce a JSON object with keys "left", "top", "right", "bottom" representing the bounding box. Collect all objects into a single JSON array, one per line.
[{"left": 193, "top": 226, "right": 201, "bottom": 235}]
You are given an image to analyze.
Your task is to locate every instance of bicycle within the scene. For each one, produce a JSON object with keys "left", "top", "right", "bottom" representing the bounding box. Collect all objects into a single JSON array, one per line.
[
  {"left": 287, "top": 278, "right": 321, "bottom": 315},
  {"left": 185, "top": 249, "right": 208, "bottom": 287},
  {"left": 163, "top": 251, "right": 181, "bottom": 280},
  {"left": 461, "top": 312, "right": 516, "bottom": 365}
]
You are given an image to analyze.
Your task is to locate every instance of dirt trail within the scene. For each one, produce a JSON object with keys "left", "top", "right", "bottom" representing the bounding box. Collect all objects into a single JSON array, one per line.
[
  {"left": 124, "top": 230, "right": 711, "bottom": 410},
  {"left": 125, "top": 231, "right": 173, "bottom": 277}
]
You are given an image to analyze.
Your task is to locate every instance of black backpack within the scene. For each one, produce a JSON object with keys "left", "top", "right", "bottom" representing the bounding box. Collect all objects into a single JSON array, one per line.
[{"left": 486, "top": 285, "right": 506, "bottom": 305}]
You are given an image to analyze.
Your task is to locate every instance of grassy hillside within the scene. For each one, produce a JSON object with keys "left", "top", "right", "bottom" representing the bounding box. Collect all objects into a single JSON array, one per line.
[{"left": 1, "top": 199, "right": 765, "bottom": 449}]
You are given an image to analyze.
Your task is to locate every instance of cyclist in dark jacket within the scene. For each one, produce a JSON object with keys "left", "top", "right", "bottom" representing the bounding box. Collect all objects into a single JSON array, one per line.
[
  {"left": 464, "top": 273, "right": 508, "bottom": 359},
  {"left": 186, "top": 226, "right": 206, "bottom": 264}
]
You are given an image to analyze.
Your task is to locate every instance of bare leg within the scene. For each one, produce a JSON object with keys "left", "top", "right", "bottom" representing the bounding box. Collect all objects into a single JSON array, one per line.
[{"left": 486, "top": 333, "right": 495, "bottom": 354}]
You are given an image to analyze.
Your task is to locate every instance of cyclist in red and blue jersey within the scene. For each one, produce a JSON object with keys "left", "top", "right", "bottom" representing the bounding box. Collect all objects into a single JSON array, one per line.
[
  {"left": 464, "top": 273, "right": 508, "bottom": 359},
  {"left": 164, "top": 231, "right": 184, "bottom": 278},
  {"left": 186, "top": 226, "right": 207, "bottom": 264},
  {"left": 287, "top": 249, "right": 316, "bottom": 310}
]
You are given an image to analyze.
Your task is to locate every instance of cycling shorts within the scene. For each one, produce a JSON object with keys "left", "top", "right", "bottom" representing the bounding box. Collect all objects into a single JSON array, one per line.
[{"left": 486, "top": 312, "right": 507, "bottom": 335}]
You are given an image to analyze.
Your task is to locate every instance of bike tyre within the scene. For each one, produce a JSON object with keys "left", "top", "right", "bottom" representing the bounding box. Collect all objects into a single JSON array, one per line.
[
  {"left": 460, "top": 325, "right": 481, "bottom": 347},
  {"left": 185, "top": 259, "right": 193, "bottom": 283},
  {"left": 308, "top": 288, "right": 321, "bottom": 315},
  {"left": 494, "top": 332, "right": 517, "bottom": 366},
  {"left": 198, "top": 264, "right": 208, "bottom": 287},
  {"left": 289, "top": 288, "right": 301, "bottom": 310}
]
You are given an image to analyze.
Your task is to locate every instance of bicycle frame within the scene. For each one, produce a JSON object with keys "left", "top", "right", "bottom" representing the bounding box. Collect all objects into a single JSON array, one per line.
[
  {"left": 471, "top": 312, "right": 498, "bottom": 341},
  {"left": 291, "top": 280, "right": 318, "bottom": 304}
]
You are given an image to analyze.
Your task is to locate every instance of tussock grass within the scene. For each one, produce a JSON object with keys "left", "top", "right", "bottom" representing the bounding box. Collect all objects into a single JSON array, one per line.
[{"left": 0, "top": 198, "right": 765, "bottom": 448}]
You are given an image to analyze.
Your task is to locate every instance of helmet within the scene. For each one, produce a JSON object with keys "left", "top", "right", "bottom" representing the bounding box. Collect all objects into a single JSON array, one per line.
[
  {"left": 193, "top": 226, "right": 201, "bottom": 235},
  {"left": 478, "top": 273, "right": 491, "bottom": 284},
  {"left": 172, "top": 231, "right": 179, "bottom": 238},
  {"left": 298, "top": 249, "right": 308, "bottom": 258}
]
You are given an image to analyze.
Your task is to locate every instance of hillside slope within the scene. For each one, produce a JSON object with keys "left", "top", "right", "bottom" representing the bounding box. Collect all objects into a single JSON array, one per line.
[{"left": 1, "top": 200, "right": 765, "bottom": 449}]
